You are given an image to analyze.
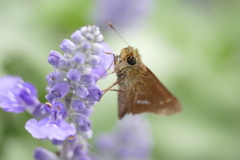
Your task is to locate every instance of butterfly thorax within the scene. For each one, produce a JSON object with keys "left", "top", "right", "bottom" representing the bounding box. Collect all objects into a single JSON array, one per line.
[{"left": 114, "top": 46, "right": 147, "bottom": 92}]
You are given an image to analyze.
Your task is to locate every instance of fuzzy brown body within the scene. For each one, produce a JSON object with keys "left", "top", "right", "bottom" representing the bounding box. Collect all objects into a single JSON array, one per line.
[{"left": 114, "top": 46, "right": 181, "bottom": 119}]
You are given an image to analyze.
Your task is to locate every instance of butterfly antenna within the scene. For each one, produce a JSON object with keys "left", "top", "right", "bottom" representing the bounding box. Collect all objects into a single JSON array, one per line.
[{"left": 108, "top": 22, "right": 130, "bottom": 46}]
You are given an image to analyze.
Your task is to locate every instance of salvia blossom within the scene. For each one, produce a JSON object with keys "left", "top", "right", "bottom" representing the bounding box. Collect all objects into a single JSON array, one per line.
[
  {"left": 93, "top": 0, "right": 155, "bottom": 29},
  {"left": 0, "top": 76, "right": 42, "bottom": 114},
  {"left": 92, "top": 115, "right": 152, "bottom": 160},
  {"left": 0, "top": 25, "right": 113, "bottom": 160}
]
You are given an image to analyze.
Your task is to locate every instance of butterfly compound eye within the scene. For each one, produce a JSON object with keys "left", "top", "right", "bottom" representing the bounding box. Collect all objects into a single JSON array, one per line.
[{"left": 127, "top": 55, "right": 136, "bottom": 65}]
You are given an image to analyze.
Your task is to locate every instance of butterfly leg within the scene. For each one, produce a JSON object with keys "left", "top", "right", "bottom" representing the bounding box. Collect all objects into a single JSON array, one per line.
[
  {"left": 99, "top": 70, "right": 116, "bottom": 79},
  {"left": 99, "top": 52, "right": 116, "bottom": 78},
  {"left": 99, "top": 75, "right": 126, "bottom": 101},
  {"left": 108, "top": 89, "right": 125, "bottom": 92},
  {"left": 104, "top": 52, "right": 116, "bottom": 65}
]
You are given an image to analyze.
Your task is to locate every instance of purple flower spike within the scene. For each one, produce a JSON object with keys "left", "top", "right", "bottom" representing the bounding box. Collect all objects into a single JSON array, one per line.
[
  {"left": 34, "top": 147, "right": 59, "bottom": 160},
  {"left": 25, "top": 117, "right": 76, "bottom": 141},
  {"left": 0, "top": 76, "right": 40, "bottom": 113},
  {"left": 43, "top": 25, "right": 109, "bottom": 159},
  {"left": 67, "top": 68, "right": 81, "bottom": 81},
  {"left": 60, "top": 39, "right": 76, "bottom": 53},
  {"left": 93, "top": 115, "right": 152, "bottom": 160}
]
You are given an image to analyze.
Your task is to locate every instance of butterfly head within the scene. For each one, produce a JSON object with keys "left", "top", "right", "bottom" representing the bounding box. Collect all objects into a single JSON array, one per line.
[{"left": 118, "top": 46, "right": 141, "bottom": 66}]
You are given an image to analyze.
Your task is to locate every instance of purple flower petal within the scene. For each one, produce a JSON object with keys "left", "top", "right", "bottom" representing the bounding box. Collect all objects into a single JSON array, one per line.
[
  {"left": 19, "top": 82, "right": 38, "bottom": 106},
  {"left": 81, "top": 41, "right": 91, "bottom": 50},
  {"left": 58, "top": 58, "right": 68, "bottom": 68},
  {"left": 85, "top": 32, "right": 94, "bottom": 41},
  {"left": 51, "top": 82, "right": 70, "bottom": 98},
  {"left": 71, "top": 113, "right": 91, "bottom": 132},
  {"left": 85, "top": 101, "right": 97, "bottom": 108},
  {"left": 80, "top": 73, "right": 99, "bottom": 86},
  {"left": 45, "top": 93, "right": 58, "bottom": 103},
  {"left": 73, "top": 52, "right": 86, "bottom": 64},
  {"left": 52, "top": 102, "right": 67, "bottom": 119},
  {"left": 95, "top": 34, "right": 104, "bottom": 43},
  {"left": 60, "top": 39, "right": 76, "bottom": 53},
  {"left": 48, "top": 51, "right": 63, "bottom": 67},
  {"left": 95, "top": 0, "right": 155, "bottom": 29},
  {"left": 73, "top": 144, "right": 91, "bottom": 160},
  {"left": 31, "top": 103, "right": 50, "bottom": 119},
  {"left": 25, "top": 117, "right": 76, "bottom": 140},
  {"left": 34, "top": 147, "right": 59, "bottom": 160},
  {"left": 71, "top": 30, "right": 85, "bottom": 44},
  {"left": 92, "top": 42, "right": 114, "bottom": 76},
  {"left": 51, "top": 139, "right": 63, "bottom": 145},
  {"left": 78, "top": 107, "right": 93, "bottom": 117},
  {"left": 46, "top": 71, "right": 67, "bottom": 87},
  {"left": 94, "top": 115, "right": 152, "bottom": 160},
  {"left": 80, "top": 26, "right": 88, "bottom": 35},
  {"left": 67, "top": 68, "right": 81, "bottom": 81},
  {"left": 95, "top": 134, "right": 115, "bottom": 151},
  {"left": 75, "top": 86, "right": 89, "bottom": 99},
  {"left": 72, "top": 99, "right": 86, "bottom": 111},
  {"left": 85, "top": 85, "right": 102, "bottom": 101},
  {"left": 88, "top": 55, "right": 103, "bottom": 68},
  {"left": 91, "top": 26, "right": 101, "bottom": 36},
  {"left": 67, "top": 57, "right": 77, "bottom": 68},
  {"left": 92, "top": 43, "right": 104, "bottom": 55}
]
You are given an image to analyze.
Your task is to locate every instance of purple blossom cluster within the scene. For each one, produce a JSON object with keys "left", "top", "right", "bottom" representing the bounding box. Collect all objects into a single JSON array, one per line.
[
  {"left": 0, "top": 25, "right": 112, "bottom": 160},
  {"left": 31, "top": 25, "right": 109, "bottom": 160},
  {"left": 35, "top": 25, "right": 106, "bottom": 142},
  {"left": 94, "top": 0, "right": 155, "bottom": 29},
  {"left": 92, "top": 115, "right": 152, "bottom": 160},
  {"left": 0, "top": 76, "right": 41, "bottom": 114}
]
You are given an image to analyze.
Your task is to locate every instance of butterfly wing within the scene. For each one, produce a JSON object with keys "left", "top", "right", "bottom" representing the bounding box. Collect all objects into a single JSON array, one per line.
[{"left": 118, "top": 67, "right": 181, "bottom": 119}]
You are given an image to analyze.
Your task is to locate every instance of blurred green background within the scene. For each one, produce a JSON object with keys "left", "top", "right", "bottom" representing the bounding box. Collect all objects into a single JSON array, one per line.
[{"left": 0, "top": 0, "right": 240, "bottom": 160}]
